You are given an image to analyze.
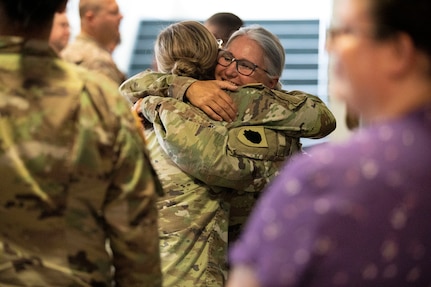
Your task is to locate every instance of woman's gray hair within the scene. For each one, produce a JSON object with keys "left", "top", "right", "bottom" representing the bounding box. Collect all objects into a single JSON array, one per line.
[{"left": 226, "top": 25, "right": 285, "bottom": 79}]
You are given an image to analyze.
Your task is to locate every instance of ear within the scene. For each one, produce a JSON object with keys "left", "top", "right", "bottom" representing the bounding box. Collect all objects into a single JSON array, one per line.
[
  {"left": 267, "top": 77, "right": 280, "bottom": 89},
  {"left": 388, "top": 32, "right": 416, "bottom": 78}
]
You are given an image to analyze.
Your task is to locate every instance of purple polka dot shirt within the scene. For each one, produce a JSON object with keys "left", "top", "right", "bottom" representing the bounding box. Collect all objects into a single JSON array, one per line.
[{"left": 229, "top": 105, "right": 431, "bottom": 287}]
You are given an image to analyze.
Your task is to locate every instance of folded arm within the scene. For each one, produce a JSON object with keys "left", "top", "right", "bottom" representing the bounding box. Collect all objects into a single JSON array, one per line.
[
  {"left": 139, "top": 95, "right": 301, "bottom": 192},
  {"left": 119, "top": 70, "right": 238, "bottom": 121}
]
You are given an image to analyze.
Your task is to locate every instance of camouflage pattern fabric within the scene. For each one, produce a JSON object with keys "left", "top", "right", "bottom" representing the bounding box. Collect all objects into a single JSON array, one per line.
[
  {"left": 61, "top": 34, "right": 126, "bottom": 85},
  {"left": 144, "top": 128, "right": 229, "bottom": 287},
  {"left": 0, "top": 37, "right": 162, "bottom": 287},
  {"left": 139, "top": 84, "right": 335, "bottom": 189},
  {"left": 119, "top": 70, "right": 195, "bottom": 104},
  {"left": 120, "top": 70, "right": 336, "bottom": 286},
  {"left": 120, "top": 72, "right": 336, "bottom": 191}
]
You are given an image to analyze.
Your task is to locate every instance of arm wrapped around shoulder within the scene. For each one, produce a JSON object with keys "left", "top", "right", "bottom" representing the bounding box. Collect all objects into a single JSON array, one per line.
[{"left": 227, "top": 85, "right": 336, "bottom": 139}]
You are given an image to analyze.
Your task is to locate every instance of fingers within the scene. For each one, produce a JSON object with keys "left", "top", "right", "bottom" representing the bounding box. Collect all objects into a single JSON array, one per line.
[
  {"left": 201, "top": 106, "right": 223, "bottom": 122},
  {"left": 209, "top": 95, "right": 237, "bottom": 122},
  {"left": 132, "top": 98, "right": 143, "bottom": 115},
  {"left": 131, "top": 99, "right": 146, "bottom": 128},
  {"left": 195, "top": 92, "right": 237, "bottom": 122},
  {"left": 217, "top": 80, "right": 239, "bottom": 92},
  {"left": 186, "top": 81, "right": 238, "bottom": 122}
]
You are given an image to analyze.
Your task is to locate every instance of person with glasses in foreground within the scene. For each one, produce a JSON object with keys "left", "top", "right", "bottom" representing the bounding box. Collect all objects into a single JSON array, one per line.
[
  {"left": 226, "top": 0, "right": 431, "bottom": 286},
  {"left": 120, "top": 22, "right": 336, "bottom": 287}
]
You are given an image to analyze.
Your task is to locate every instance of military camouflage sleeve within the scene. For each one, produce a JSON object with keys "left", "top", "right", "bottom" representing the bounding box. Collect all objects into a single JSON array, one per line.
[
  {"left": 61, "top": 34, "right": 126, "bottom": 85},
  {"left": 139, "top": 96, "right": 298, "bottom": 192},
  {"left": 72, "top": 78, "right": 164, "bottom": 286},
  {"left": 227, "top": 84, "right": 336, "bottom": 139},
  {"left": 104, "top": 119, "right": 163, "bottom": 286},
  {"left": 271, "top": 89, "right": 337, "bottom": 138},
  {"left": 120, "top": 73, "right": 336, "bottom": 139},
  {"left": 119, "top": 70, "right": 197, "bottom": 104}
]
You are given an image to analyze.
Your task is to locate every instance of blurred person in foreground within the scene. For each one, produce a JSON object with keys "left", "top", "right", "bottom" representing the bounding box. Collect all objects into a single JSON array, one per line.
[
  {"left": 0, "top": 0, "right": 162, "bottom": 286},
  {"left": 49, "top": 11, "right": 71, "bottom": 54},
  {"left": 61, "top": 0, "right": 126, "bottom": 85},
  {"left": 226, "top": 0, "right": 431, "bottom": 286},
  {"left": 204, "top": 12, "right": 244, "bottom": 48}
]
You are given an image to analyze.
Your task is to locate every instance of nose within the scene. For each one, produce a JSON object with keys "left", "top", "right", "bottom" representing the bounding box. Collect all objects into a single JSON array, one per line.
[
  {"left": 325, "top": 31, "right": 335, "bottom": 52},
  {"left": 223, "top": 61, "right": 238, "bottom": 77}
]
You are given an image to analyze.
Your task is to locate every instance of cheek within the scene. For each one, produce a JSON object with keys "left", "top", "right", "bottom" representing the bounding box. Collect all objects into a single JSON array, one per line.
[
  {"left": 104, "top": 16, "right": 120, "bottom": 29},
  {"left": 214, "top": 65, "right": 223, "bottom": 80},
  {"left": 330, "top": 48, "right": 372, "bottom": 98},
  {"left": 240, "top": 73, "right": 264, "bottom": 86}
]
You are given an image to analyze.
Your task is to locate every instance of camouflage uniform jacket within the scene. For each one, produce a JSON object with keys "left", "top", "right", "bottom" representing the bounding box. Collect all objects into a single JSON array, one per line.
[
  {"left": 0, "top": 37, "right": 162, "bottom": 287},
  {"left": 61, "top": 33, "right": 126, "bottom": 85}
]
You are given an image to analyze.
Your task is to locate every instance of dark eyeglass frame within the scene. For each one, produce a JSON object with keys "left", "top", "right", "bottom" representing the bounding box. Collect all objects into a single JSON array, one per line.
[
  {"left": 326, "top": 25, "right": 395, "bottom": 44},
  {"left": 217, "top": 50, "right": 270, "bottom": 76}
]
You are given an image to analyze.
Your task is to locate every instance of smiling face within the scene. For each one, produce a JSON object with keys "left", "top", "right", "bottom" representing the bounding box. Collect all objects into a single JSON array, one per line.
[{"left": 215, "top": 35, "right": 278, "bottom": 88}]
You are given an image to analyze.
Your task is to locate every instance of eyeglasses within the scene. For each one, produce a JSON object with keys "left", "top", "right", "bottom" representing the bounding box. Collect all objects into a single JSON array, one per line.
[
  {"left": 326, "top": 25, "right": 394, "bottom": 44},
  {"left": 326, "top": 26, "right": 378, "bottom": 42},
  {"left": 217, "top": 50, "right": 269, "bottom": 76}
]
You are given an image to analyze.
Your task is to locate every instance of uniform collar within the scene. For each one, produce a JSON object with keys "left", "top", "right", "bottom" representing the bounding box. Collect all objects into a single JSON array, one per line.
[{"left": 0, "top": 36, "right": 58, "bottom": 57}]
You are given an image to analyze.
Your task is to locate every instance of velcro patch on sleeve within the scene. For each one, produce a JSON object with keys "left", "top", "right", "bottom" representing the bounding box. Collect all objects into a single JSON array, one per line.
[{"left": 236, "top": 126, "right": 268, "bottom": 148}]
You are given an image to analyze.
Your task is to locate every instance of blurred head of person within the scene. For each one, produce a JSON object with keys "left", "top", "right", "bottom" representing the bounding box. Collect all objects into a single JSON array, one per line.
[
  {"left": 326, "top": 0, "right": 431, "bottom": 123},
  {"left": 79, "top": 0, "right": 123, "bottom": 51},
  {"left": 0, "top": 0, "right": 67, "bottom": 38},
  {"left": 215, "top": 25, "right": 285, "bottom": 89},
  {"left": 155, "top": 20, "right": 219, "bottom": 80},
  {"left": 49, "top": 11, "right": 71, "bottom": 53},
  {"left": 204, "top": 12, "right": 244, "bottom": 48}
]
